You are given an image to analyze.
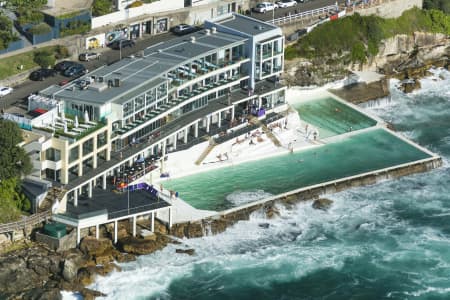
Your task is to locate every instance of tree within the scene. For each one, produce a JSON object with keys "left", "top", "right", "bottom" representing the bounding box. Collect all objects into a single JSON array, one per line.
[
  {"left": 351, "top": 42, "right": 367, "bottom": 63},
  {"left": 33, "top": 49, "right": 56, "bottom": 68},
  {"left": 0, "top": 120, "right": 32, "bottom": 180},
  {"left": 0, "top": 14, "right": 17, "bottom": 50}
]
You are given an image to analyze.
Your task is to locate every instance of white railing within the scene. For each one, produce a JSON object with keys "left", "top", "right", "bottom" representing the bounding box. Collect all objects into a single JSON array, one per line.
[{"left": 268, "top": 5, "right": 339, "bottom": 25}]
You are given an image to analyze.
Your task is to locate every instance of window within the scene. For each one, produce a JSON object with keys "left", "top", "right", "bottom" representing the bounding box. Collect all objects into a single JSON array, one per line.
[
  {"left": 97, "top": 131, "right": 107, "bottom": 147},
  {"left": 82, "top": 138, "right": 94, "bottom": 156},
  {"left": 69, "top": 147, "right": 79, "bottom": 163},
  {"left": 123, "top": 101, "right": 133, "bottom": 117},
  {"left": 46, "top": 148, "right": 61, "bottom": 162}
]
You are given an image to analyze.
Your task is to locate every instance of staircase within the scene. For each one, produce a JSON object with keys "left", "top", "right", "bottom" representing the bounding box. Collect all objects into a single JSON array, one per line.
[
  {"left": 39, "top": 186, "right": 66, "bottom": 212},
  {"left": 249, "top": 117, "right": 282, "bottom": 147},
  {"left": 195, "top": 138, "right": 217, "bottom": 165}
]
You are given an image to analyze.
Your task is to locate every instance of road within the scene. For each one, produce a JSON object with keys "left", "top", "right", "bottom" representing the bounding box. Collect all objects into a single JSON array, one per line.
[
  {"left": 0, "top": 32, "right": 176, "bottom": 113},
  {"left": 250, "top": 0, "right": 343, "bottom": 22}
]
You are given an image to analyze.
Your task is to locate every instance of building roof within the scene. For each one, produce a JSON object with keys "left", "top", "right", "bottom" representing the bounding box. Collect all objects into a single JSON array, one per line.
[
  {"left": 211, "top": 13, "right": 279, "bottom": 36},
  {"left": 41, "top": 0, "right": 93, "bottom": 17},
  {"left": 41, "top": 30, "right": 247, "bottom": 106}
]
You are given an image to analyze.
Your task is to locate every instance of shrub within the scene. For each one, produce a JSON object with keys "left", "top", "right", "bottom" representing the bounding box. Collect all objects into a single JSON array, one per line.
[
  {"left": 92, "top": 0, "right": 114, "bottom": 17},
  {"left": 54, "top": 45, "right": 70, "bottom": 59},
  {"left": 28, "top": 22, "right": 51, "bottom": 35},
  {"left": 127, "top": 1, "right": 143, "bottom": 8},
  {"left": 33, "top": 49, "right": 56, "bottom": 68}
]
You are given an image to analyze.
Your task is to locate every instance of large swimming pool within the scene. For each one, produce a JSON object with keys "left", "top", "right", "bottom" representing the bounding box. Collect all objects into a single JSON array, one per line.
[
  {"left": 162, "top": 129, "right": 430, "bottom": 211},
  {"left": 292, "top": 97, "right": 377, "bottom": 138}
]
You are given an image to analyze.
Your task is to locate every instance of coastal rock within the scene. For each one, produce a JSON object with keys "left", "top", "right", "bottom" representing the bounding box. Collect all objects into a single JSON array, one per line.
[
  {"left": 399, "top": 79, "right": 421, "bottom": 93},
  {"left": 80, "top": 236, "right": 113, "bottom": 258},
  {"left": 117, "top": 234, "right": 171, "bottom": 255},
  {"left": 312, "top": 198, "right": 333, "bottom": 211},
  {"left": 265, "top": 205, "right": 280, "bottom": 219},
  {"left": 80, "top": 287, "right": 107, "bottom": 300},
  {"left": 175, "top": 248, "right": 195, "bottom": 255},
  {"left": 115, "top": 252, "right": 136, "bottom": 263},
  {"left": 62, "top": 249, "right": 86, "bottom": 282},
  {"left": 259, "top": 223, "right": 270, "bottom": 229}
]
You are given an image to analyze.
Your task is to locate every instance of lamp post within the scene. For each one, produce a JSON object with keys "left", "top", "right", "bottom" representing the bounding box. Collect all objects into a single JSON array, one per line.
[{"left": 119, "top": 39, "right": 123, "bottom": 61}]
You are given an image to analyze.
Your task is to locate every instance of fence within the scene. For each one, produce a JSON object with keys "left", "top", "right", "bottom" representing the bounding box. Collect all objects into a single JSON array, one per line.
[
  {"left": 0, "top": 210, "right": 51, "bottom": 234},
  {"left": 268, "top": 5, "right": 339, "bottom": 25}
]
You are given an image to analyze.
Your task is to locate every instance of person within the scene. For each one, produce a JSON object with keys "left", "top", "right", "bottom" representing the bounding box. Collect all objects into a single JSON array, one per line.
[
  {"left": 224, "top": 152, "right": 229, "bottom": 160},
  {"left": 313, "top": 131, "right": 317, "bottom": 141},
  {"left": 249, "top": 139, "right": 255, "bottom": 145}
]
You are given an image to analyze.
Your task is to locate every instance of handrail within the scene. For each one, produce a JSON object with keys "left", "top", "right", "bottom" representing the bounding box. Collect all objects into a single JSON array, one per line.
[
  {"left": 0, "top": 210, "right": 51, "bottom": 234},
  {"left": 268, "top": 5, "right": 338, "bottom": 25}
]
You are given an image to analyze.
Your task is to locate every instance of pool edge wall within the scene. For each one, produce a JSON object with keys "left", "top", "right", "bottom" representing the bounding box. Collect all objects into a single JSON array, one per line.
[{"left": 169, "top": 155, "right": 442, "bottom": 239}]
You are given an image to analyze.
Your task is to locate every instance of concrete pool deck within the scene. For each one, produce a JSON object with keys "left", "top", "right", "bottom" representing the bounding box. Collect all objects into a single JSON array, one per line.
[{"left": 142, "top": 87, "right": 441, "bottom": 224}]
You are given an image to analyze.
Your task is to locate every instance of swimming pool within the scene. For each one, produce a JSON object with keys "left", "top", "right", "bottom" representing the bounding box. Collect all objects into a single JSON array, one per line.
[
  {"left": 162, "top": 129, "right": 430, "bottom": 211},
  {"left": 292, "top": 97, "right": 377, "bottom": 138}
]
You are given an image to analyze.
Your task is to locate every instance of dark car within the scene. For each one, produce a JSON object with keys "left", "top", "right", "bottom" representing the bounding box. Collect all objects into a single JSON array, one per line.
[
  {"left": 54, "top": 60, "right": 75, "bottom": 72},
  {"left": 63, "top": 64, "right": 87, "bottom": 77},
  {"left": 171, "top": 24, "right": 196, "bottom": 35},
  {"left": 109, "top": 39, "right": 135, "bottom": 50},
  {"left": 29, "top": 68, "right": 57, "bottom": 81}
]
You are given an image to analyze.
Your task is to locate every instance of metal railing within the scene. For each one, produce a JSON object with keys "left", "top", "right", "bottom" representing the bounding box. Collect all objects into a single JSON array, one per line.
[
  {"left": 0, "top": 210, "right": 51, "bottom": 234},
  {"left": 268, "top": 5, "right": 339, "bottom": 25}
]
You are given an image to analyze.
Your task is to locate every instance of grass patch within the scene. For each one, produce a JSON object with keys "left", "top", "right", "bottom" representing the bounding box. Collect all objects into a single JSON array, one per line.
[{"left": 0, "top": 45, "right": 68, "bottom": 80}]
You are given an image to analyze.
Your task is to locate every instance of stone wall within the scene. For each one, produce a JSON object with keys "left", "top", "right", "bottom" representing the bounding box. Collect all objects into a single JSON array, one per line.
[
  {"left": 354, "top": 0, "right": 423, "bottom": 18},
  {"left": 36, "top": 230, "right": 77, "bottom": 252}
]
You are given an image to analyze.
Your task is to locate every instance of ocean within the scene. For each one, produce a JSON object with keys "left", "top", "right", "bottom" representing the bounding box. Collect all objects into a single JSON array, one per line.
[{"left": 73, "top": 68, "right": 450, "bottom": 300}]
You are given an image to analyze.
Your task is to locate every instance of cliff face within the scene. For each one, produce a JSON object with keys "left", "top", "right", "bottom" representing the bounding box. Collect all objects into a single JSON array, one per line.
[
  {"left": 368, "top": 32, "right": 449, "bottom": 74},
  {"left": 284, "top": 32, "right": 450, "bottom": 87}
]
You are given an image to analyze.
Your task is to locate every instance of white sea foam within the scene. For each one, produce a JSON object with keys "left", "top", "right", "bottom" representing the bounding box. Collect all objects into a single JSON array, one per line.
[{"left": 225, "top": 190, "right": 274, "bottom": 206}]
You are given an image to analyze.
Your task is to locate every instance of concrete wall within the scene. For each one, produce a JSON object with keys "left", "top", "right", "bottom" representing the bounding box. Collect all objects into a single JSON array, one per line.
[
  {"left": 36, "top": 230, "right": 77, "bottom": 252},
  {"left": 352, "top": 0, "right": 423, "bottom": 18}
]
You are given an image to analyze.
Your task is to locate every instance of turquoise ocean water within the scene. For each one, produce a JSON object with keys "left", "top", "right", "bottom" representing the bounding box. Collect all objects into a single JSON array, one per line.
[{"left": 84, "top": 68, "right": 450, "bottom": 300}]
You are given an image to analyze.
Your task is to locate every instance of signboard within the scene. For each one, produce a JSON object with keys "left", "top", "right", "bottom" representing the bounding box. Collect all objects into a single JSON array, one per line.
[
  {"left": 105, "top": 28, "right": 128, "bottom": 45},
  {"left": 85, "top": 33, "right": 106, "bottom": 50}
]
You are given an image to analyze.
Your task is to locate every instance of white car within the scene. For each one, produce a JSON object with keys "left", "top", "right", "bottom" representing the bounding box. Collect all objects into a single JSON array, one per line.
[
  {"left": 0, "top": 86, "right": 12, "bottom": 97},
  {"left": 276, "top": 0, "right": 297, "bottom": 8},
  {"left": 254, "top": 2, "right": 278, "bottom": 13}
]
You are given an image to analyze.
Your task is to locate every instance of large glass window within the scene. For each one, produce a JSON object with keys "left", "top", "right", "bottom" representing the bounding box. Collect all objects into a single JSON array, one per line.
[
  {"left": 46, "top": 148, "right": 61, "bottom": 162},
  {"left": 97, "top": 131, "right": 107, "bottom": 147},
  {"left": 69, "top": 146, "right": 79, "bottom": 163},
  {"left": 157, "top": 83, "right": 167, "bottom": 99},
  {"left": 82, "top": 138, "right": 94, "bottom": 156},
  {"left": 146, "top": 88, "right": 156, "bottom": 105},
  {"left": 123, "top": 101, "right": 133, "bottom": 117},
  {"left": 135, "top": 95, "right": 145, "bottom": 111}
]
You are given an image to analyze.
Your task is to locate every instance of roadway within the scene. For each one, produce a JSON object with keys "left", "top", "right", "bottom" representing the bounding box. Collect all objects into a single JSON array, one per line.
[
  {"left": 0, "top": 32, "right": 176, "bottom": 113},
  {"left": 250, "top": 0, "right": 344, "bottom": 22}
]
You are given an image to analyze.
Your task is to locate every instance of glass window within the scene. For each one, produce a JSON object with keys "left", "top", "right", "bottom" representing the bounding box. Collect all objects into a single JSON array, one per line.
[
  {"left": 82, "top": 138, "right": 94, "bottom": 156},
  {"left": 123, "top": 101, "right": 133, "bottom": 117},
  {"left": 69, "top": 146, "right": 79, "bottom": 163},
  {"left": 97, "top": 131, "right": 107, "bottom": 147},
  {"left": 46, "top": 148, "right": 61, "bottom": 162}
]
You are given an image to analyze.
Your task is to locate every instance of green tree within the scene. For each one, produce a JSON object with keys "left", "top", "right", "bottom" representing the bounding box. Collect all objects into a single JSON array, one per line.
[
  {"left": 0, "top": 14, "right": 17, "bottom": 50},
  {"left": 0, "top": 120, "right": 32, "bottom": 180},
  {"left": 33, "top": 49, "right": 56, "bottom": 68},
  {"left": 0, "top": 178, "right": 22, "bottom": 223}
]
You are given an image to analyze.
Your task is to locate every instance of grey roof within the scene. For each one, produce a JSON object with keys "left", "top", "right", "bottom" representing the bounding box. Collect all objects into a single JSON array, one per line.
[
  {"left": 213, "top": 14, "right": 279, "bottom": 36},
  {"left": 41, "top": 31, "right": 247, "bottom": 106}
]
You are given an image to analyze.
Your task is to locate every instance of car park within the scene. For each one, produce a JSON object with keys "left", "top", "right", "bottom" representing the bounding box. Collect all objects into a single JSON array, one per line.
[
  {"left": 79, "top": 52, "right": 101, "bottom": 61},
  {"left": 54, "top": 60, "right": 75, "bottom": 72},
  {"left": 171, "top": 24, "right": 196, "bottom": 35},
  {"left": 277, "top": 0, "right": 297, "bottom": 8},
  {"left": 253, "top": 2, "right": 278, "bottom": 13},
  {"left": 0, "top": 86, "right": 13, "bottom": 97},
  {"left": 109, "top": 39, "right": 135, "bottom": 50},
  {"left": 29, "top": 68, "right": 57, "bottom": 81},
  {"left": 63, "top": 64, "right": 88, "bottom": 77}
]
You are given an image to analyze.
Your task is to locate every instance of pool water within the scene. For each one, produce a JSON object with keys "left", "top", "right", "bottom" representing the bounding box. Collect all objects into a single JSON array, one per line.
[
  {"left": 292, "top": 97, "right": 377, "bottom": 138},
  {"left": 163, "top": 129, "right": 431, "bottom": 211}
]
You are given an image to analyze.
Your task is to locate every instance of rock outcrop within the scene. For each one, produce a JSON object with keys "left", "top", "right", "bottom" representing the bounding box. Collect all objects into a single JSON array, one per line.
[{"left": 312, "top": 198, "right": 334, "bottom": 211}]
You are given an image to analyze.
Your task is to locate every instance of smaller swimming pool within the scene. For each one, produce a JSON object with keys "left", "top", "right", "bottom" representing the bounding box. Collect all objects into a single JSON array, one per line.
[{"left": 292, "top": 97, "right": 377, "bottom": 138}]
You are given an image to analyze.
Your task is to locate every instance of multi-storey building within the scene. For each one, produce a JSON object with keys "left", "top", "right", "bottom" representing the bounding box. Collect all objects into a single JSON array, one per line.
[{"left": 20, "top": 13, "right": 287, "bottom": 213}]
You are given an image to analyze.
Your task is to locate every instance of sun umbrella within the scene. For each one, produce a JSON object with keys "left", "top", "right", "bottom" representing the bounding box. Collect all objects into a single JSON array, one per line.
[
  {"left": 84, "top": 110, "right": 89, "bottom": 123},
  {"left": 74, "top": 115, "right": 79, "bottom": 128}
]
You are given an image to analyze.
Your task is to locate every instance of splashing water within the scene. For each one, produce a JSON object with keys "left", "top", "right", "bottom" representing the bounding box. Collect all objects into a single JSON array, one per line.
[{"left": 68, "top": 68, "right": 450, "bottom": 300}]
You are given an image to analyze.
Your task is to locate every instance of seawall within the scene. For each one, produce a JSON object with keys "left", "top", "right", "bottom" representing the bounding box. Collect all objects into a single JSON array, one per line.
[{"left": 169, "top": 155, "right": 442, "bottom": 238}]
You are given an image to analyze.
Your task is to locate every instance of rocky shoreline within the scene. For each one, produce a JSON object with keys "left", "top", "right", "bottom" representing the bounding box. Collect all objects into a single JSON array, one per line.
[{"left": 0, "top": 196, "right": 335, "bottom": 300}]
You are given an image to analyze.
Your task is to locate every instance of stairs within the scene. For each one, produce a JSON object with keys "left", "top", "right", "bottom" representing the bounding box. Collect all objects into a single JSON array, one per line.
[
  {"left": 249, "top": 117, "right": 282, "bottom": 147},
  {"left": 39, "top": 186, "right": 66, "bottom": 212},
  {"left": 195, "top": 138, "right": 217, "bottom": 165}
]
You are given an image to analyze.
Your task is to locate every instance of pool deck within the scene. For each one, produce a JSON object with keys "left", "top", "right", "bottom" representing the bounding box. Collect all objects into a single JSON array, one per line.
[{"left": 146, "top": 90, "right": 442, "bottom": 225}]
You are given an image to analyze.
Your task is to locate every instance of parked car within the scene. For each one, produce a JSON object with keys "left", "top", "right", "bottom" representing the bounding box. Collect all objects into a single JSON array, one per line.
[
  {"left": 29, "top": 68, "right": 57, "bottom": 81},
  {"left": 54, "top": 60, "right": 75, "bottom": 72},
  {"left": 109, "top": 39, "right": 135, "bottom": 50},
  {"left": 277, "top": 0, "right": 297, "bottom": 8},
  {"left": 0, "top": 86, "right": 13, "bottom": 97},
  {"left": 79, "top": 52, "right": 101, "bottom": 61},
  {"left": 171, "top": 24, "right": 196, "bottom": 35},
  {"left": 63, "top": 64, "right": 88, "bottom": 77},
  {"left": 253, "top": 2, "right": 278, "bottom": 13}
]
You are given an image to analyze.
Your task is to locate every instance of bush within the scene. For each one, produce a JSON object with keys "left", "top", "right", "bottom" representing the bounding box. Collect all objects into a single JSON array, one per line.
[
  {"left": 424, "top": 0, "right": 450, "bottom": 14},
  {"left": 92, "top": 0, "right": 114, "bottom": 17},
  {"left": 28, "top": 22, "right": 51, "bottom": 35},
  {"left": 33, "top": 49, "right": 56, "bottom": 68},
  {"left": 54, "top": 45, "right": 70, "bottom": 59},
  {"left": 127, "top": 1, "right": 143, "bottom": 8}
]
